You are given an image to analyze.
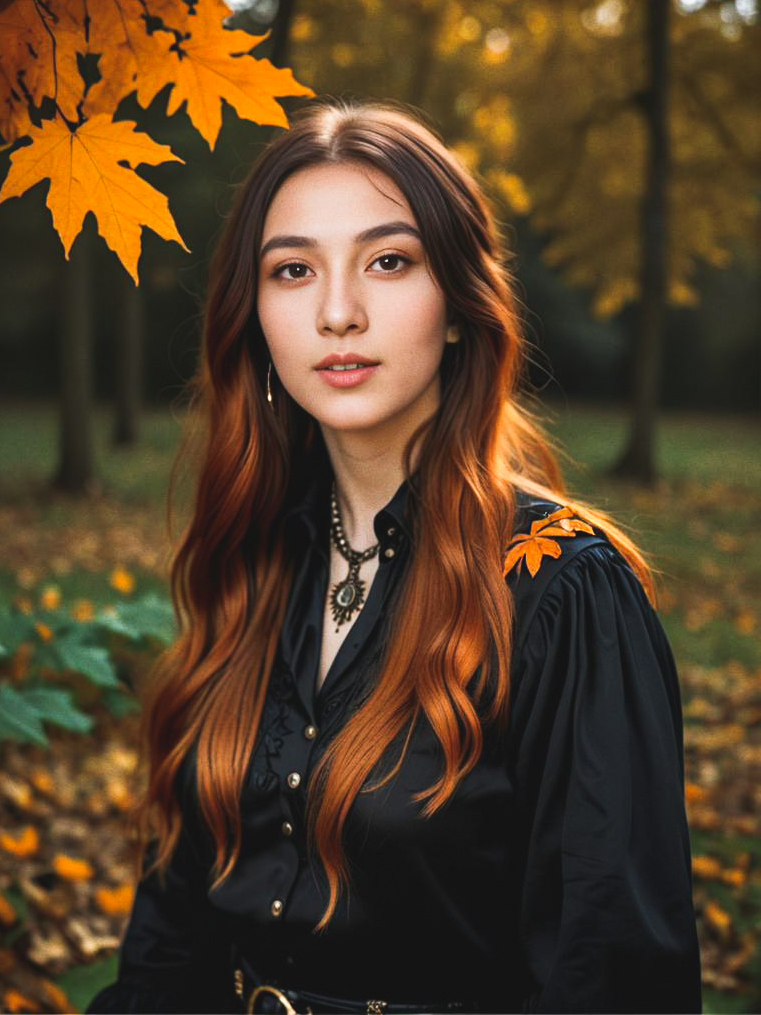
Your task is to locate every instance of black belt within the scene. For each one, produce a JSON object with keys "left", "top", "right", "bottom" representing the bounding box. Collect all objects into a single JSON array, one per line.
[{"left": 233, "top": 966, "right": 479, "bottom": 1014}]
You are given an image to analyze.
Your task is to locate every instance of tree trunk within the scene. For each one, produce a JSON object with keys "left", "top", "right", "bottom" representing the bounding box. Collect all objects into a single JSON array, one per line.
[
  {"left": 612, "top": 0, "right": 670, "bottom": 484},
  {"left": 407, "top": 4, "right": 442, "bottom": 108},
  {"left": 268, "top": 0, "right": 296, "bottom": 68},
  {"left": 112, "top": 278, "right": 142, "bottom": 447},
  {"left": 53, "top": 225, "right": 96, "bottom": 494}
]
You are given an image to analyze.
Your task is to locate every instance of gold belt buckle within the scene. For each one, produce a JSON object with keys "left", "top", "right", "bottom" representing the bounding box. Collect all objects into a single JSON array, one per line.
[{"left": 247, "top": 983, "right": 312, "bottom": 1015}]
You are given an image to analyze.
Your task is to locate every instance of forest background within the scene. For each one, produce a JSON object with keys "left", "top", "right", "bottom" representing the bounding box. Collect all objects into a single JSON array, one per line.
[{"left": 0, "top": 0, "right": 759, "bottom": 1012}]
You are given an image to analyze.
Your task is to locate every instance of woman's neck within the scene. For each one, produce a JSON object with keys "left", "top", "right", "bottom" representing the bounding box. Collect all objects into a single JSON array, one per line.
[{"left": 320, "top": 434, "right": 412, "bottom": 550}]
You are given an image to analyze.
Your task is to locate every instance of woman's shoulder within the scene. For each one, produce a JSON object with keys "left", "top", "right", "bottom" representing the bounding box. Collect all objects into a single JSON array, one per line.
[
  {"left": 504, "top": 491, "right": 652, "bottom": 651},
  {"left": 505, "top": 490, "right": 611, "bottom": 585}
]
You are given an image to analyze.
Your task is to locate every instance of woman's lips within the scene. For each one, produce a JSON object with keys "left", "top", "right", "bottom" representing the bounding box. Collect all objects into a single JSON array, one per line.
[{"left": 316, "top": 363, "right": 380, "bottom": 388}]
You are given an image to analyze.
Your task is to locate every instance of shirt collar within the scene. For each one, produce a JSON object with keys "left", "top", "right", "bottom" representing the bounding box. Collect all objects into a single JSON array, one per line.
[{"left": 284, "top": 471, "right": 415, "bottom": 547}]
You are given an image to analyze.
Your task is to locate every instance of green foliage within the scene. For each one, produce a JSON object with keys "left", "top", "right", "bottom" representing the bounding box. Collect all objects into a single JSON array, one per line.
[
  {"left": 0, "top": 591, "right": 175, "bottom": 747},
  {"left": 57, "top": 952, "right": 119, "bottom": 1014}
]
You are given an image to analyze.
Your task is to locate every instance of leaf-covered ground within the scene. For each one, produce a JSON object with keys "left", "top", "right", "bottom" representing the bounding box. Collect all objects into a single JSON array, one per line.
[{"left": 0, "top": 403, "right": 759, "bottom": 1013}]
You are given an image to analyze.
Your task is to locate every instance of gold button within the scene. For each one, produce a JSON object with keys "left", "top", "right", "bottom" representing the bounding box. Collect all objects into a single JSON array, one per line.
[
  {"left": 282, "top": 821, "right": 293, "bottom": 836},
  {"left": 303, "top": 724, "right": 317, "bottom": 740},
  {"left": 287, "top": 772, "right": 301, "bottom": 789},
  {"left": 383, "top": 547, "right": 395, "bottom": 559},
  {"left": 271, "top": 899, "right": 283, "bottom": 917}
]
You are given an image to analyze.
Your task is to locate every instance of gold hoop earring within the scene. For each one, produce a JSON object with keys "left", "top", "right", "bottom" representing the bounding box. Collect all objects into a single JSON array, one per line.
[{"left": 267, "top": 361, "right": 274, "bottom": 408}]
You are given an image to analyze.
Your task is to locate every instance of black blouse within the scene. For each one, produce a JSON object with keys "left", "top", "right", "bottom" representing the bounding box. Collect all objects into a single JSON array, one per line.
[{"left": 86, "top": 475, "right": 702, "bottom": 1014}]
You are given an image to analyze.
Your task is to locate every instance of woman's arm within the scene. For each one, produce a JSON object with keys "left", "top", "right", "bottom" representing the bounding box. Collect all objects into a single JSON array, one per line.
[
  {"left": 508, "top": 543, "right": 702, "bottom": 1014},
  {"left": 85, "top": 809, "right": 235, "bottom": 1013}
]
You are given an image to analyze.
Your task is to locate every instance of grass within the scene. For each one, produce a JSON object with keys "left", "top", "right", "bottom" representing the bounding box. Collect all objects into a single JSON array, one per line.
[{"left": 1, "top": 398, "right": 760, "bottom": 1013}]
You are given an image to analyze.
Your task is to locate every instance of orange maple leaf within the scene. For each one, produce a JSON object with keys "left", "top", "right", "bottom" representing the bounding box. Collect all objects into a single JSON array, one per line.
[
  {"left": 95, "top": 883, "right": 135, "bottom": 916},
  {"left": 53, "top": 853, "right": 95, "bottom": 880},
  {"left": 503, "top": 506, "right": 595, "bottom": 578},
  {"left": 0, "top": 0, "right": 85, "bottom": 142},
  {"left": 0, "top": 113, "right": 188, "bottom": 283},
  {"left": 0, "top": 825, "right": 39, "bottom": 857},
  {"left": 132, "top": 0, "right": 314, "bottom": 150},
  {"left": 81, "top": 0, "right": 184, "bottom": 119}
]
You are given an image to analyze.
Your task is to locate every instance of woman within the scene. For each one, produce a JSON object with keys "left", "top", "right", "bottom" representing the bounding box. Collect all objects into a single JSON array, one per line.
[{"left": 87, "top": 97, "right": 701, "bottom": 1015}]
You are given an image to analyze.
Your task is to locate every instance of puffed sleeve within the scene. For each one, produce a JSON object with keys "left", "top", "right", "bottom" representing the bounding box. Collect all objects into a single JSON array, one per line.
[
  {"left": 507, "top": 543, "right": 702, "bottom": 1014},
  {"left": 85, "top": 780, "right": 236, "bottom": 1013}
]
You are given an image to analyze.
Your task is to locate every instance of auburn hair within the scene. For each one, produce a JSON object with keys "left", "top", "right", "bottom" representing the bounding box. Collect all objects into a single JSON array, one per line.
[{"left": 131, "top": 96, "right": 654, "bottom": 930}]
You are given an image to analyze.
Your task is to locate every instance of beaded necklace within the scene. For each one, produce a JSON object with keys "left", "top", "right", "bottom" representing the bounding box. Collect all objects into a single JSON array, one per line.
[{"left": 328, "top": 480, "right": 379, "bottom": 632}]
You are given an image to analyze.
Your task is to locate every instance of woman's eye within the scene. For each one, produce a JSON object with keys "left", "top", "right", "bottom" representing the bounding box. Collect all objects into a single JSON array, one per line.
[
  {"left": 371, "top": 253, "right": 410, "bottom": 273},
  {"left": 271, "top": 255, "right": 410, "bottom": 281},
  {"left": 274, "top": 262, "right": 311, "bottom": 281}
]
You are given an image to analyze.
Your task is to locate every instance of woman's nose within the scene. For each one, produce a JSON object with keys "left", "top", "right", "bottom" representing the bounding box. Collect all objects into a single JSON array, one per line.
[{"left": 316, "top": 272, "right": 368, "bottom": 337}]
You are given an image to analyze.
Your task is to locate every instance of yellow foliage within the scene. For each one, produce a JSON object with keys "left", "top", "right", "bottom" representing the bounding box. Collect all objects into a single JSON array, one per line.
[
  {"left": 331, "top": 43, "right": 357, "bottom": 68},
  {"left": 0, "top": 1, "right": 84, "bottom": 141},
  {"left": 474, "top": 98, "right": 516, "bottom": 156},
  {"left": 95, "top": 884, "right": 135, "bottom": 916},
  {"left": 706, "top": 247, "right": 732, "bottom": 269},
  {"left": 291, "top": 14, "right": 315, "bottom": 42},
  {"left": 8, "top": 642, "right": 32, "bottom": 682},
  {"left": 106, "top": 779, "right": 136, "bottom": 811},
  {"left": 691, "top": 854, "right": 722, "bottom": 878},
  {"left": 3, "top": 988, "right": 37, "bottom": 1014},
  {"left": 504, "top": 508, "right": 594, "bottom": 578},
  {"left": 52, "top": 854, "right": 95, "bottom": 881},
  {"left": 29, "top": 768, "right": 55, "bottom": 795},
  {"left": 704, "top": 899, "right": 732, "bottom": 934},
  {"left": 0, "top": 892, "right": 16, "bottom": 926},
  {"left": 484, "top": 27, "right": 511, "bottom": 59},
  {"left": 12, "top": 595, "right": 32, "bottom": 614},
  {"left": 459, "top": 16, "right": 481, "bottom": 42},
  {"left": 592, "top": 278, "right": 637, "bottom": 318},
  {"left": 482, "top": 46, "right": 510, "bottom": 66},
  {"left": 0, "top": 0, "right": 313, "bottom": 283},
  {"left": 110, "top": 566, "right": 136, "bottom": 595},
  {"left": 34, "top": 620, "right": 53, "bottom": 642},
  {"left": 735, "top": 611, "right": 755, "bottom": 635},
  {"left": 72, "top": 599, "right": 95, "bottom": 621},
  {"left": 669, "top": 279, "right": 700, "bottom": 307},
  {"left": 720, "top": 868, "right": 747, "bottom": 887},
  {"left": 526, "top": 9, "right": 550, "bottom": 40},
  {"left": 0, "top": 115, "right": 188, "bottom": 286},
  {"left": 40, "top": 586, "right": 61, "bottom": 610},
  {"left": 40, "top": 980, "right": 75, "bottom": 1014},
  {"left": 0, "top": 826, "right": 39, "bottom": 858},
  {"left": 451, "top": 142, "right": 480, "bottom": 172},
  {"left": 81, "top": 0, "right": 177, "bottom": 120},
  {"left": 492, "top": 171, "right": 531, "bottom": 215}
]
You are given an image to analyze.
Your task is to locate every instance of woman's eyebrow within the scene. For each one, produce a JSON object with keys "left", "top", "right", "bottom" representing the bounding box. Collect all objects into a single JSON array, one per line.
[{"left": 259, "top": 221, "right": 422, "bottom": 259}]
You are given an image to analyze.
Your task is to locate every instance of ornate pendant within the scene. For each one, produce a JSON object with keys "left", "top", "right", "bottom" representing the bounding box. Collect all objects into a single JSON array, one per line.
[{"left": 329, "top": 570, "right": 366, "bottom": 631}]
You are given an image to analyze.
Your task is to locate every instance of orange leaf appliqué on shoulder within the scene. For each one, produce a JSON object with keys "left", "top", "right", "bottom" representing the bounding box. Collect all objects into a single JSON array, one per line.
[{"left": 503, "top": 507, "right": 594, "bottom": 578}]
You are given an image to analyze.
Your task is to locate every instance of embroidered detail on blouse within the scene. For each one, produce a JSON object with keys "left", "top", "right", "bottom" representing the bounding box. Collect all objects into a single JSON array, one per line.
[
  {"left": 503, "top": 506, "right": 595, "bottom": 578},
  {"left": 247, "top": 662, "right": 296, "bottom": 794}
]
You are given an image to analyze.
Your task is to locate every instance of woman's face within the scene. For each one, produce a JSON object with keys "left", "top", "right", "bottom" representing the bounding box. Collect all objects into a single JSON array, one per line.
[{"left": 256, "top": 161, "right": 450, "bottom": 440}]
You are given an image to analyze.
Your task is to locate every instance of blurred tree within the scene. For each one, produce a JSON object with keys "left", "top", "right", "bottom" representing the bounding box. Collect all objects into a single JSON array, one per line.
[
  {"left": 286, "top": 0, "right": 760, "bottom": 480},
  {"left": 0, "top": 0, "right": 310, "bottom": 492},
  {"left": 56, "top": 225, "right": 95, "bottom": 493},
  {"left": 614, "top": 0, "right": 671, "bottom": 482},
  {"left": 112, "top": 280, "right": 143, "bottom": 448}
]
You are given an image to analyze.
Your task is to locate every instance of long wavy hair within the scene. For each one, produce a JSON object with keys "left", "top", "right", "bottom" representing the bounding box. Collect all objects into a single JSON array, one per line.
[{"left": 132, "top": 96, "right": 654, "bottom": 930}]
